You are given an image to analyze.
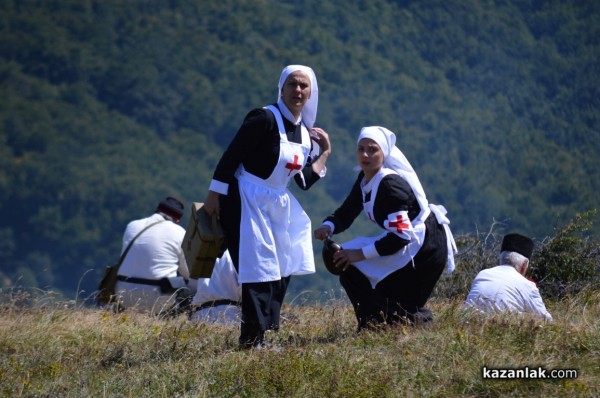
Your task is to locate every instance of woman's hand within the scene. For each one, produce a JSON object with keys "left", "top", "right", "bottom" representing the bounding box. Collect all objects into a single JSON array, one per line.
[
  {"left": 333, "top": 249, "right": 365, "bottom": 271},
  {"left": 203, "top": 191, "right": 220, "bottom": 219},
  {"left": 310, "top": 127, "right": 331, "bottom": 176},
  {"left": 310, "top": 127, "right": 331, "bottom": 154},
  {"left": 313, "top": 225, "right": 332, "bottom": 241}
]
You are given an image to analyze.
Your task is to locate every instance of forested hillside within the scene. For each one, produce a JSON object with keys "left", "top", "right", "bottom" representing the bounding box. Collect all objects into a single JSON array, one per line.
[{"left": 1, "top": 0, "right": 598, "bottom": 300}]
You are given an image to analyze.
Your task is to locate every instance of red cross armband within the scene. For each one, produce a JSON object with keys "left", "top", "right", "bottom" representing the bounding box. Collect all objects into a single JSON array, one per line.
[{"left": 383, "top": 210, "right": 414, "bottom": 241}]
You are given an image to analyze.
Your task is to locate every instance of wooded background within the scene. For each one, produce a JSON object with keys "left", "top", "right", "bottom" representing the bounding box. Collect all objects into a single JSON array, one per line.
[{"left": 1, "top": 0, "right": 598, "bottom": 301}]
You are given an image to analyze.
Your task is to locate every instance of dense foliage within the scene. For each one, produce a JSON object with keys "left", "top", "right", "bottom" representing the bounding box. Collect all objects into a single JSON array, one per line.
[
  {"left": 434, "top": 210, "right": 600, "bottom": 301},
  {"left": 530, "top": 210, "right": 600, "bottom": 298},
  {"left": 0, "top": 0, "right": 598, "bottom": 299}
]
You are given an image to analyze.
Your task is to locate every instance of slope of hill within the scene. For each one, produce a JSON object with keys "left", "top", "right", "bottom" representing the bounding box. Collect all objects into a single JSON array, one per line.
[{"left": 0, "top": 0, "right": 598, "bottom": 298}]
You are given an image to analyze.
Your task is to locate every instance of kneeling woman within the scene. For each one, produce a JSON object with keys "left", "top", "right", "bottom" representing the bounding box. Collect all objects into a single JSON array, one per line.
[{"left": 314, "top": 126, "right": 456, "bottom": 329}]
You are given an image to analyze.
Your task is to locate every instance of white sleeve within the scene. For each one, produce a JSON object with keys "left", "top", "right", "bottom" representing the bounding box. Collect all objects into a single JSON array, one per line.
[
  {"left": 209, "top": 179, "right": 229, "bottom": 195},
  {"left": 527, "top": 286, "right": 552, "bottom": 321}
]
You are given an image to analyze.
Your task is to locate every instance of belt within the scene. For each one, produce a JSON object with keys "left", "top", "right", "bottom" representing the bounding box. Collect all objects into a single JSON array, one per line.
[
  {"left": 194, "top": 299, "right": 240, "bottom": 311},
  {"left": 117, "top": 275, "right": 174, "bottom": 293},
  {"left": 117, "top": 275, "right": 162, "bottom": 285}
]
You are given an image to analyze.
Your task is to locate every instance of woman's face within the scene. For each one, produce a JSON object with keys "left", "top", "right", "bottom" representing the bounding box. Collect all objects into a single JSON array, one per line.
[
  {"left": 281, "top": 71, "right": 311, "bottom": 116},
  {"left": 357, "top": 138, "right": 384, "bottom": 178}
]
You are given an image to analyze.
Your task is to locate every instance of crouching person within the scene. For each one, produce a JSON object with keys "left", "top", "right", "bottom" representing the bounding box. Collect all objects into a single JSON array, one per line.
[
  {"left": 115, "top": 197, "right": 195, "bottom": 316},
  {"left": 465, "top": 233, "right": 552, "bottom": 321},
  {"left": 314, "top": 126, "right": 456, "bottom": 330}
]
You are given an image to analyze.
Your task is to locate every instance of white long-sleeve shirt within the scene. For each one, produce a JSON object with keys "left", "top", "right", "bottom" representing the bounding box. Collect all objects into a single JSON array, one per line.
[
  {"left": 465, "top": 265, "right": 552, "bottom": 321},
  {"left": 118, "top": 213, "right": 189, "bottom": 280}
]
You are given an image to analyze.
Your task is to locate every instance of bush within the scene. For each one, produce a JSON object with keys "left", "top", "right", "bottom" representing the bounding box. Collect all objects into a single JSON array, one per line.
[
  {"left": 434, "top": 210, "right": 600, "bottom": 300},
  {"left": 433, "top": 222, "right": 505, "bottom": 299},
  {"left": 530, "top": 209, "right": 600, "bottom": 299}
]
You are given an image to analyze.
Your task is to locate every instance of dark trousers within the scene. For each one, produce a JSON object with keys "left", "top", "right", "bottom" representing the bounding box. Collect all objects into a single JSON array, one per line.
[
  {"left": 340, "top": 216, "right": 447, "bottom": 329},
  {"left": 239, "top": 277, "right": 290, "bottom": 347},
  {"left": 218, "top": 180, "right": 293, "bottom": 347}
]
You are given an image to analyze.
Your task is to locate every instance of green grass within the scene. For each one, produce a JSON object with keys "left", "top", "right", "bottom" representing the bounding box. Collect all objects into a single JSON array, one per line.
[{"left": 1, "top": 289, "right": 598, "bottom": 397}]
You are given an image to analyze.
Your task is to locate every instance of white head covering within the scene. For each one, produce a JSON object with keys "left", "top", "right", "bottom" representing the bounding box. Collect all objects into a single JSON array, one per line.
[
  {"left": 358, "top": 126, "right": 430, "bottom": 224},
  {"left": 277, "top": 65, "right": 318, "bottom": 129}
]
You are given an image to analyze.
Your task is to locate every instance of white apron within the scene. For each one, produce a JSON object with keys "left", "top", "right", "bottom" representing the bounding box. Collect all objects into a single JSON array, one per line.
[
  {"left": 236, "top": 105, "right": 316, "bottom": 283},
  {"left": 342, "top": 168, "right": 429, "bottom": 288}
]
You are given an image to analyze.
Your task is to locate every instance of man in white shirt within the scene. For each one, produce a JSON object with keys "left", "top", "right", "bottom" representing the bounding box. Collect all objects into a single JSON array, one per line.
[
  {"left": 465, "top": 233, "right": 552, "bottom": 320},
  {"left": 115, "top": 197, "right": 194, "bottom": 315}
]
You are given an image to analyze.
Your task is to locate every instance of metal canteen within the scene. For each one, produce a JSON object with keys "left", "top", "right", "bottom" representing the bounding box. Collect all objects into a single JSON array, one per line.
[{"left": 322, "top": 238, "right": 344, "bottom": 275}]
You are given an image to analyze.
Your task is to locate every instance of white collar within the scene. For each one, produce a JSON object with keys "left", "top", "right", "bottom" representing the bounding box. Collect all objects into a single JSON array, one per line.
[{"left": 277, "top": 98, "right": 301, "bottom": 125}]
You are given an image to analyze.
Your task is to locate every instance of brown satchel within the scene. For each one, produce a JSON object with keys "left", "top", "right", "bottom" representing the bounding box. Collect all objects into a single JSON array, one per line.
[{"left": 182, "top": 202, "right": 227, "bottom": 278}]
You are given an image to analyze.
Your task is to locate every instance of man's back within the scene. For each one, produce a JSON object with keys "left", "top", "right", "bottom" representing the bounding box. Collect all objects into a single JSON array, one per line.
[
  {"left": 465, "top": 265, "right": 552, "bottom": 320},
  {"left": 120, "top": 213, "right": 187, "bottom": 280}
]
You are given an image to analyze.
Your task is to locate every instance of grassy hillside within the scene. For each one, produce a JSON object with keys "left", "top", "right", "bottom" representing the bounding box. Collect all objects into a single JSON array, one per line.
[
  {"left": 2, "top": 216, "right": 599, "bottom": 397},
  {"left": 0, "top": 291, "right": 598, "bottom": 397},
  {"left": 0, "top": 0, "right": 598, "bottom": 299}
]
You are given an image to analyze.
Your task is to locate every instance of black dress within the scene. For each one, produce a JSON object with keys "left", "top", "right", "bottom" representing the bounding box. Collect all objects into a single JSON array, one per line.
[
  {"left": 324, "top": 171, "right": 447, "bottom": 328},
  {"left": 212, "top": 104, "right": 321, "bottom": 347}
]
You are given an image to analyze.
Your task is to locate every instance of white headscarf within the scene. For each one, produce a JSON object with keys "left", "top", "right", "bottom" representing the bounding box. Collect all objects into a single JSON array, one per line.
[
  {"left": 358, "top": 126, "right": 430, "bottom": 224},
  {"left": 277, "top": 65, "right": 318, "bottom": 129}
]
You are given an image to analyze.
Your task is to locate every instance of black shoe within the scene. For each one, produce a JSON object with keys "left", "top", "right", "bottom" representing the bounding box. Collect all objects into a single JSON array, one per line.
[
  {"left": 238, "top": 334, "right": 265, "bottom": 350},
  {"left": 410, "top": 307, "right": 433, "bottom": 325}
]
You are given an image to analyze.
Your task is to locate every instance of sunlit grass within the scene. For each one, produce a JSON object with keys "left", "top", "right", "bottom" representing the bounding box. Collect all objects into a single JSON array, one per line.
[{"left": 1, "top": 287, "right": 598, "bottom": 397}]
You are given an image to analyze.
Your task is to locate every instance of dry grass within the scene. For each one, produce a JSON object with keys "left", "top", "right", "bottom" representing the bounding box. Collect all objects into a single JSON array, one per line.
[{"left": 1, "top": 288, "right": 598, "bottom": 398}]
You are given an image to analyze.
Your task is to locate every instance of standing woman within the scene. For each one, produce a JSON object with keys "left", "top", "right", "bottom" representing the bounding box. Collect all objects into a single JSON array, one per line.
[
  {"left": 314, "top": 126, "right": 456, "bottom": 329},
  {"left": 203, "top": 65, "right": 331, "bottom": 348}
]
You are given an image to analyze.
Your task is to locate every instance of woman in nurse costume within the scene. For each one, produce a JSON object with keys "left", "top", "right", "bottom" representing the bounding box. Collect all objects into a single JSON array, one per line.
[
  {"left": 314, "top": 126, "right": 456, "bottom": 329},
  {"left": 204, "top": 65, "right": 331, "bottom": 348}
]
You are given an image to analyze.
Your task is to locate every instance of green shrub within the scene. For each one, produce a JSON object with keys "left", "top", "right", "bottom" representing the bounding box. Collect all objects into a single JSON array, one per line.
[
  {"left": 530, "top": 210, "right": 600, "bottom": 299},
  {"left": 434, "top": 210, "right": 600, "bottom": 300}
]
